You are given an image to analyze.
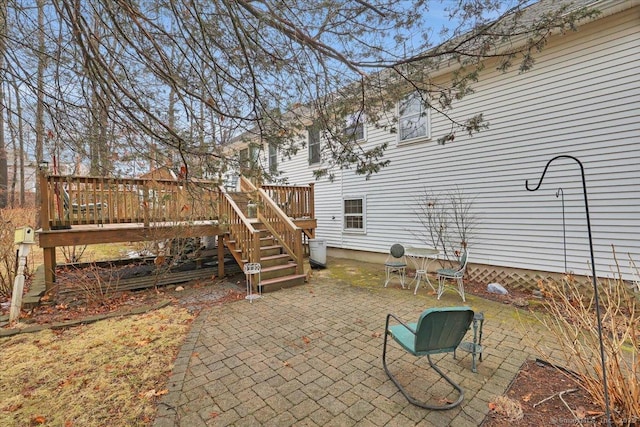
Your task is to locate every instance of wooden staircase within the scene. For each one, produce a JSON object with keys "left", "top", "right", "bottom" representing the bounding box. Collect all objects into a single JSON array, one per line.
[{"left": 223, "top": 184, "right": 307, "bottom": 293}]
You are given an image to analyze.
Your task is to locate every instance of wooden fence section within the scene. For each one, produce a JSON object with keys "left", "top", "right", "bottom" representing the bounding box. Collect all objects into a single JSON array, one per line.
[
  {"left": 261, "top": 183, "right": 314, "bottom": 219},
  {"left": 41, "top": 175, "right": 221, "bottom": 230}
]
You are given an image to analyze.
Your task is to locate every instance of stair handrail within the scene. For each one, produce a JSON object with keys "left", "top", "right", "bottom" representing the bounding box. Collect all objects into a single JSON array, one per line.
[
  {"left": 256, "top": 188, "right": 304, "bottom": 275},
  {"left": 219, "top": 187, "right": 261, "bottom": 265},
  {"left": 239, "top": 176, "right": 303, "bottom": 275}
]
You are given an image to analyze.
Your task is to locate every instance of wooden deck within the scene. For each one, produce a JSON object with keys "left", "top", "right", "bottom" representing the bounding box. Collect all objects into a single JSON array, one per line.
[{"left": 37, "top": 173, "right": 317, "bottom": 294}]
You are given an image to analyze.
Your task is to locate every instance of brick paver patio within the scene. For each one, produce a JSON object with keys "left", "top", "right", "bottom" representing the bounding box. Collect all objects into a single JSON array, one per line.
[{"left": 154, "top": 258, "right": 562, "bottom": 426}]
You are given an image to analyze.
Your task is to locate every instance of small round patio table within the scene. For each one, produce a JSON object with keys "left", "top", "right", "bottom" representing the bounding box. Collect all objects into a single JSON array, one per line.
[{"left": 404, "top": 245, "right": 439, "bottom": 295}]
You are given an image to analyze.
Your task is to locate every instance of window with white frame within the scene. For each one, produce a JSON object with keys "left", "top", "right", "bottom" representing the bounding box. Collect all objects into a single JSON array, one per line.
[
  {"left": 268, "top": 143, "right": 277, "bottom": 173},
  {"left": 249, "top": 144, "right": 259, "bottom": 166},
  {"left": 398, "top": 92, "right": 429, "bottom": 143},
  {"left": 308, "top": 123, "right": 321, "bottom": 165},
  {"left": 343, "top": 197, "right": 365, "bottom": 232},
  {"left": 239, "top": 145, "right": 260, "bottom": 173},
  {"left": 238, "top": 148, "right": 249, "bottom": 171},
  {"left": 344, "top": 113, "right": 365, "bottom": 142}
]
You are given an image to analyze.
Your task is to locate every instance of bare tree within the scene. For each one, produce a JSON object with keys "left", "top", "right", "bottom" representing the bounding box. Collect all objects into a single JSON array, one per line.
[
  {"left": 0, "top": 0, "right": 598, "bottom": 181},
  {"left": 0, "top": 0, "right": 7, "bottom": 207}
]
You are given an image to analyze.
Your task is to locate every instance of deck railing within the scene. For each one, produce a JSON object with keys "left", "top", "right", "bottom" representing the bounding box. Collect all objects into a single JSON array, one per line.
[
  {"left": 261, "top": 183, "right": 314, "bottom": 219},
  {"left": 241, "top": 177, "right": 304, "bottom": 275},
  {"left": 219, "top": 189, "right": 261, "bottom": 264},
  {"left": 40, "top": 174, "right": 221, "bottom": 230}
]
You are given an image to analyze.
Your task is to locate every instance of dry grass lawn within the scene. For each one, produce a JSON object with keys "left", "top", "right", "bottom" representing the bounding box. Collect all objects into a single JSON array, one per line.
[{"left": 0, "top": 306, "right": 194, "bottom": 426}]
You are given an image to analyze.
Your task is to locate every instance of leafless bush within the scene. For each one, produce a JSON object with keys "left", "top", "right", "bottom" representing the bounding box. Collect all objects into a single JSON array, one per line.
[
  {"left": 61, "top": 245, "right": 88, "bottom": 263},
  {"left": 413, "top": 186, "right": 478, "bottom": 266},
  {"left": 537, "top": 253, "right": 640, "bottom": 426},
  {"left": 0, "top": 208, "right": 36, "bottom": 298},
  {"left": 60, "top": 262, "right": 124, "bottom": 305}
]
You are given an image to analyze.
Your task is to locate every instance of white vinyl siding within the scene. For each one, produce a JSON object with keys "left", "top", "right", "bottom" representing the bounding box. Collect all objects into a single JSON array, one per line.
[{"left": 273, "top": 5, "right": 640, "bottom": 281}]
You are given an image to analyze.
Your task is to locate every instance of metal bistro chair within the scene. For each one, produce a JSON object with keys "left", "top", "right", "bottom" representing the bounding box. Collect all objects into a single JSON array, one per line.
[
  {"left": 384, "top": 244, "right": 407, "bottom": 289},
  {"left": 244, "top": 263, "right": 262, "bottom": 303},
  {"left": 383, "top": 307, "right": 475, "bottom": 410},
  {"left": 437, "top": 249, "right": 469, "bottom": 302},
  {"left": 60, "top": 186, "right": 106, "bottom": 226}
]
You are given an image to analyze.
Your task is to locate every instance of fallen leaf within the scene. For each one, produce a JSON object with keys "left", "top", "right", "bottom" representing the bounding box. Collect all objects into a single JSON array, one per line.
[
  {"left": 488, "top": 402, "right": 497, "bottom": 411},
  {"left": 302, "top": 336, "right": 311, "bottom": 344},
  {"left": 3, "top": 403, "right": 23, "bottom": 412},
  {"left": 65, "top": 421, "right": 74, "bottom": 427},
  {"left": 140, "top": 389, "right": 159, "bottom": 399},
  {"left": 371, "top": 332, "right": 381, "bottom": 338},
  {"left": 283, "top": 361, "right": 290, "bottom": 367},
  {"left": 155, "top": 389, "right": 168, "bottom": 396},
  {"left": 522, "top": 392, "right": 532, "bottom": 402},
  {"left": 209, "top": 412, "right": 219, "bottom": 418},
  {"left": 31, "top": 415, "right": 46, "bottom": 424},
  {"left": 575, "top": 406, "right": 586, "bottom": 419}
]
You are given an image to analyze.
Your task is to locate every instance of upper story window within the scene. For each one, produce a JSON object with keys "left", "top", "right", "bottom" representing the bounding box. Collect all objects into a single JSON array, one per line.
[
  {"left": 308, "top": 123, "right": 321, "bottom": 165},
  {"left": 398, "top": 92, "right": 430, "bottom": 143},
  {"left": 239, "top": 144, "right": 260, "bottom": 173},
  {"left": 344, "top": 113, "right": 365, "bottom": 142},
  {"left": 239, "top": 148, "right": 249, "bottom": 171},
  {"left": 268, "top": 143, "right": 278, "bottom": 173}
]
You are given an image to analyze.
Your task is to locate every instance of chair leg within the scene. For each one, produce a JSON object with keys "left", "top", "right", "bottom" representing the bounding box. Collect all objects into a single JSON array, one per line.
[
  {"left": 384, "top": 266, "right": 406, "bottom": 289},
  {"left": 383, "top": 322, "right": 465, "bottom": 410},
  {"left": 457, "top": 277, "right": 466, "bottom": 302},
  {"left": 437, "top": 276, "right": 445, "bottom": 300}
]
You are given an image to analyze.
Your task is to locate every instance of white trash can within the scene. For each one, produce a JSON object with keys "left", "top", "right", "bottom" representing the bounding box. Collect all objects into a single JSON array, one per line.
[{"left": 309, "top": 239, "right": 327, "bottom": 268}]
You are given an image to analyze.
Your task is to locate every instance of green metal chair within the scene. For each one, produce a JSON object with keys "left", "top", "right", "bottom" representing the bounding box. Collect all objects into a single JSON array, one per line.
[
  {"left": 384, "top": 243, "right": 407, "bottom": 288},
  {"left": 382, "top": 307, "right": 475, "bottom": 410},
  {"left": 437, "top": 249, "right": 469, "bottom": 302}
]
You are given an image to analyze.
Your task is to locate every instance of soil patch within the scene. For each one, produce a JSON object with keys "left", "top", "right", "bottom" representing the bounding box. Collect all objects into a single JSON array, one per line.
[
  {"left": 1, "top": 265, "right": 246, "bottom": 328},
  {"left": 482, "top": 359, "right": 604, "bottom": 426}
]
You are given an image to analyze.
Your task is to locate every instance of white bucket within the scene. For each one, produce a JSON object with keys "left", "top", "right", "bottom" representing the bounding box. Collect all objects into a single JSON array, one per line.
[{"left": 309, "top": 239, "right": 327, "bottom": 268}]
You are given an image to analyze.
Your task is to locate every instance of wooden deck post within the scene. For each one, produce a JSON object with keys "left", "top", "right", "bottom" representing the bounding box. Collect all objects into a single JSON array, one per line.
[
  {"left": 308, "top": 183, "right": 315, "bottom": 218},
  {"left": 43, "top": 248, "right": 56, "bottom": 293},
  {"left": 38, "top": 166, "right": 57, "bottom": 292},
  {"left": 39, "top": 169, "right": 50, "bottom": 232},
  {"left": 217, "top": 234, "right": 225, "bottom": 278}
]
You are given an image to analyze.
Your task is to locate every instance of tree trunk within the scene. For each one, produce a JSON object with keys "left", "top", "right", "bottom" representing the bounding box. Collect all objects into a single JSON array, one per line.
[
  {"left": 35, "top": 0, "right": 45, "bottom": 227},
  {"left": 0, "top": 0, "right": 7, "bottom": 208}
]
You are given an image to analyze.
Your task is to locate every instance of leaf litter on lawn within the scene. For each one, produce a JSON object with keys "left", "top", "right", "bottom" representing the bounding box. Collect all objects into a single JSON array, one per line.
[{"left": 0, "top": 306, "right": 194, "bottom": 427}]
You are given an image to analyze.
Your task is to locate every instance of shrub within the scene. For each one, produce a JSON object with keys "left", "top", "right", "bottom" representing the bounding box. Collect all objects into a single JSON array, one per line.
[
  {"left": 0, "top": 208, "right": 37, "bottom": 298},
  {"left": 537, "top": 255, "right": 639, "bottom": 426},
  {"left": 413, "top": 186, "right": 478, "bottom": 266}
]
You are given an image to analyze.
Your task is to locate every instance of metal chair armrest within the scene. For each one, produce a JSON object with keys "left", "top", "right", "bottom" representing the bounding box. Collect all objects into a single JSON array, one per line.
[{"left": 385, "top": 313, "right": 416, "bottom": 335}]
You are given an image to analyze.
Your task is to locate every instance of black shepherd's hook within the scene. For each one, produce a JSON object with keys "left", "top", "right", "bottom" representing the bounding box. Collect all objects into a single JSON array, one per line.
[{"left": 525, "top": 155, "right": 611, "bottom": 427}]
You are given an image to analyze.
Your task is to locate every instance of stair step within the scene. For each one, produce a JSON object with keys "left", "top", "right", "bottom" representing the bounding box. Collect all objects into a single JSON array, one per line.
[
  {"left": 259, "top": 236, "right": 276, "bottom": 247},
  {"left": 259, "top": 274, "right": 307, "bottom": 293},
  {"left": 259, "top": 253, "right": 292, "bottom": 268},
  {"left": 260, "top": 262, "right": 297, "bottom": 280},
  {"left": 260, "top": 245, "right": 283, "bottom": 257}
]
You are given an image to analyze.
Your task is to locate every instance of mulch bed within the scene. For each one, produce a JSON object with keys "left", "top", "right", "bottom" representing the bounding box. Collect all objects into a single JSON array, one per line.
[{"left": 482, "top": 359, "right": 604, "bottom": 426}]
